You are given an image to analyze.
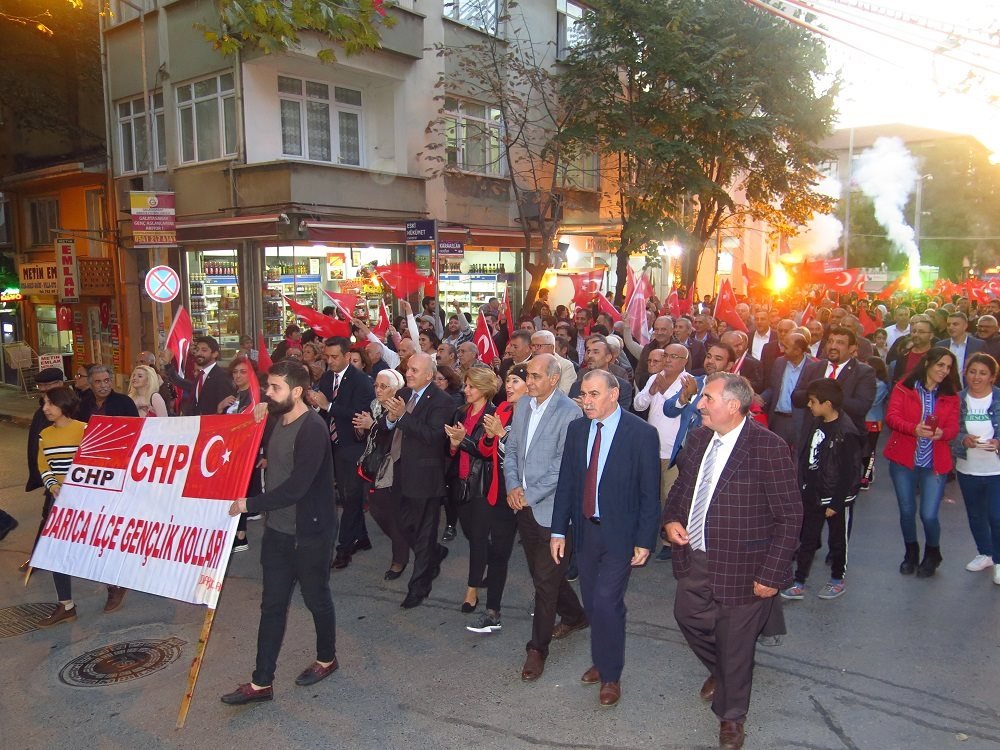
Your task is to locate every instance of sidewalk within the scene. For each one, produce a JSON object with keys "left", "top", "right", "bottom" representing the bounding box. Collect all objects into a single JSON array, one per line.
[{"left": 0, "top": 384, "right": 41, "bottom": 427}]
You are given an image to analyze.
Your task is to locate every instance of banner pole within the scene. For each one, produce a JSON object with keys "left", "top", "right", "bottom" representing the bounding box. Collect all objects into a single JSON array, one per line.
[{"left": 176, "top": 606, "right": 217, "bottom": 729}]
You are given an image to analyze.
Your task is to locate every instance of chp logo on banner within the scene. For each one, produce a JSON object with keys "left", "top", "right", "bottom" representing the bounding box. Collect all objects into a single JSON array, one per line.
[{"left": 31, "top": 414, "right": 265, "bottom": 608}]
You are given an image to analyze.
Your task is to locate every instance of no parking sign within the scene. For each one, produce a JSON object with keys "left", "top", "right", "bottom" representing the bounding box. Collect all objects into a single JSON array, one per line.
[{"left": 145, "top": 265, "right": 180, "bottom": 303}]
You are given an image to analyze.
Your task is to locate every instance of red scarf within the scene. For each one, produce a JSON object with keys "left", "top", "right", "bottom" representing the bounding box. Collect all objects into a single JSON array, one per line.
[
  {"left": 480, "top": 401, "right": 514, "bottom": 505},
  {"left": 458, "top": 403, "right": 487, "bottom": 479}
]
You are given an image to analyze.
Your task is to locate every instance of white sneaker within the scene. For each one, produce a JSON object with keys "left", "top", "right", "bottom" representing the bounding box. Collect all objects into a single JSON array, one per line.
[
  {"left": 993, "top": 565, "right": 1000, "bottom": 585},
  {"left": 966, "top": 554, "right": 993, "bottom": 572}
]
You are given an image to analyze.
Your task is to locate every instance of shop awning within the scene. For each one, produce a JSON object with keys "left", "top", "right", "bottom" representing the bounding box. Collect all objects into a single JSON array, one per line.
[
  {"left": 304, "top": 221, "right": 540, "bottom": 249},
  {"left": 176, "top": 214, "right": 283, "bottom": 243}
]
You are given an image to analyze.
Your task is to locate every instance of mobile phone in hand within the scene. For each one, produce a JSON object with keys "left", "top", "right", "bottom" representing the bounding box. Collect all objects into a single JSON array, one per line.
[{"left": 924, "top": 414, "right": 939, "bottom": 431}]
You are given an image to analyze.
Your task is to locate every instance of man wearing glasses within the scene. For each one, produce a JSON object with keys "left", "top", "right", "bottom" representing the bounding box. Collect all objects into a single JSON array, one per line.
[{"left": 975, "top": 315, "right": 1000, "bottom": 361}]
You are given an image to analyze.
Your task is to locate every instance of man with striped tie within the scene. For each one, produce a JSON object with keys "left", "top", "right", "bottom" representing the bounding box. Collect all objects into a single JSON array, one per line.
[{"left": 662, "top": 373, "right": 802, "bottom": 750}]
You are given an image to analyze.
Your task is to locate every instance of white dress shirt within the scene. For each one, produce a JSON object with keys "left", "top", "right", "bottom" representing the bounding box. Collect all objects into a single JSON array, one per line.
[
  {"left": 751, "top": 331, "right": 771, "bottom": 360},
  {"left": 634, "top": 375, "right": 683, "bottom": 459},
  {"left": 522, "top": 392, "right": 554, "bottom": 486},
  {"left": 885, "top": 324, "right": 909, "bottom": 350},
  {"left": 824, "top": 357, "right": 854, "bottom": 379},
  {"left": 686, "top": 418, "right": 746, "bottom": 532}
]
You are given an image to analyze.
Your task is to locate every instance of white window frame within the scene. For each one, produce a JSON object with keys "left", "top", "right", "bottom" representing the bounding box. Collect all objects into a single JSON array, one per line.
[
  {"left": 117, "top": 92, "right": 166, "bottom": 175},
  {"left": 29, "top": 198, "right": 60, "bottom": 247},
  {"left": 277, "top": 75, "right": 365, "bottom": 167},
  {"left": 444, "top": 0, "right": 501, "bottom": 36},
  {"left": 176, "top": 73, "right": 238, "bottom": 165},
  {"left": 561, "top": 151, "right": 600, "bottom": 191},
  {"left": 443, "top": 98, "right": 506, "bottom": 178},
  {"left": 557, "top": 0, "right": 587, "bottom": 59}
]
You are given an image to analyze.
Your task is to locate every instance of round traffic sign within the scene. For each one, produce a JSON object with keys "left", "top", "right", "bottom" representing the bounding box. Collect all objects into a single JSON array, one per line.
[{"left": 145, "top": 265, "right": 180, "bottom": 303}]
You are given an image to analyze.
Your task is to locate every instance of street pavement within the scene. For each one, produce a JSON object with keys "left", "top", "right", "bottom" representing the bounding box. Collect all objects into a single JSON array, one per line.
[{"left": 1, "top": 414, "right": 1000, "bottom": 749}]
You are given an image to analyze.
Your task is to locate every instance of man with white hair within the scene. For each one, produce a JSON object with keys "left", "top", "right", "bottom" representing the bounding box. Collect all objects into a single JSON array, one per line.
[
  {"left": 531, "top": 330, "right": 576, "bottom": 393},
  {"left": 606, "top": 334, "right": 634, "bottom": 383}
]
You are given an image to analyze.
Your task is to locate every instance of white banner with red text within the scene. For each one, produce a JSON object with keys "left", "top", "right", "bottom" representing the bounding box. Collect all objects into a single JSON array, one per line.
[{"left": 31, "top": 414, "right": 264, "bottom": 609}]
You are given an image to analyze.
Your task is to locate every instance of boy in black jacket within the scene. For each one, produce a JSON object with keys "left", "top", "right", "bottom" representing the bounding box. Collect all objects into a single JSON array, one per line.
[{"left": 782, "top": 378, "right": 861, "bottom": 601}]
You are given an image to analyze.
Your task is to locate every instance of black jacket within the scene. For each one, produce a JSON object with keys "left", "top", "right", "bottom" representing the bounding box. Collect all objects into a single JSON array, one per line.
[
  {"left": 446, "top": 402, "right": 495, "bottom": 503},
  {"left": 385, "top": 384, "right": 454, "bottom": 499},
  {"left": 316, "top": 365, "right": 375, "bottom": 461},
  {"left": 247, "top": 409, "right": 338, "bottom": 539},
  {"left": 77, "top": 390, "right": 140, "bottom": 422},
  {"left": 791, "top": 357, "right": 876, "bottom": 439},
  {"left": 165, "top": 361, "right": 236, "bottom": 416},
  {"left": 25, "top": 405, "right": 51, "bottom": 492},
  {"left": 798, "top": 414, "right": 862, "bottom": 513}
]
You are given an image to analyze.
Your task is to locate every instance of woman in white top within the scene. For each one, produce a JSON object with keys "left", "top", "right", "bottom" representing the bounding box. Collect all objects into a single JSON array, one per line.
[
  {"left": 128, "top": 365, "right": 167, "bottom": 417},
  {"left": 953, "top": 352, "right": 1000, "bottom": 584}
]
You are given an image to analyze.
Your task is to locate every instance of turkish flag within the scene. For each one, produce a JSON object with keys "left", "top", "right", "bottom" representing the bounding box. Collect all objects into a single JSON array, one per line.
[
  {"left": 741, "top": 264, "right": 767, "bottom": 294},
  {"left": 233, "top": 355, "right": 260, "bottom": 410},
  {"left": 800, "top": 303, "right": 815, "bottom": 326},
  {"left": 57, "top": 305, "right": 73, "bottom": 332},
  {"left": 986, "top": 279, "right": 1000, "bottom": 300},
  {"left": 858, "top": 307, "right": 880, "bottom": 336},
  {"left": 625, "top": 265, "right": 638, "bottom": 305},
  {"left": 474, "top": 312, "right": 500, "bottom": 364},
  {"left": 182, "top": 414, "right": 266, "bottom": 501},
  {"left": 376, "top": 262, "right": 430, "bottom": 299},
  {"left": 877, "top": 274, "right": 905, "bottom": 300},
  {"left": 800, "top": 265, "right": 866, "bottom": 294},
  {"left": 663, "top": 288, "right": 681, "bottom": 318},
  {"left": 595, "top": 292, "right": 623, "bottom": 323},
  {"left": 964, "top": 280, "right": 991, "bottom": 304},
  {"left": 371, "top": 299, "right": 391, "bottom": 338},
  {"left": 713, "top": 279, "right": 748, "bottom": 333},
  {"left": 625, "top": 270, "right": 653, "bottom": 345},
  {"left": 323, "top": 289, "right": 360, "bottom": 317},
  {"left": 166, "top": 307, "right": 193, "bottom": 370},
  {"left": 256, "top": 333, "right": 273, "bottom": 374},
  {"left": 283, "top": 296, "right": 351, "bottom": 339},
  {"left": 570, "top": 268, "right": 605, "bottom": 308},
  {"left": 500, "top": 286, "right": 514, "bottom": 333}
]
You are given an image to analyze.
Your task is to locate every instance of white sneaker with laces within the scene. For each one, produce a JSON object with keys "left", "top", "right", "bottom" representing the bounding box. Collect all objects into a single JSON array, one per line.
[
  {"left": 993, "top": 565, "right": 1000, "bottom": 586},
  {"left": 966, "top": 554, "right": 993, "bottom": 572}
]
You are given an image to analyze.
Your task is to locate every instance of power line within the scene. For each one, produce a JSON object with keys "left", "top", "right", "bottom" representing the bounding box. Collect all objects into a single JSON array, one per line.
[{"left": 822, "top": 0, "right": 999, "bottom": 48}]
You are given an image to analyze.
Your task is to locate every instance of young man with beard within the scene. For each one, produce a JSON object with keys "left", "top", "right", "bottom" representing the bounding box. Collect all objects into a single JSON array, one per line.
[
  {"left": 161, "top": 336, "right": 235, "bottom": 416},
  {"left": 221, "top": 360, "right": 340, "bottom": 705}
]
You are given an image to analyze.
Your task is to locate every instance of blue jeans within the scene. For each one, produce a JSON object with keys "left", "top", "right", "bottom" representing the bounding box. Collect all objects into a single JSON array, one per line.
[
  {"left": 957, "top": 472, "right": 1000, "bottom": 563},
  {"left": 888, "top": 462, "right": 947, "bottom": 547}
]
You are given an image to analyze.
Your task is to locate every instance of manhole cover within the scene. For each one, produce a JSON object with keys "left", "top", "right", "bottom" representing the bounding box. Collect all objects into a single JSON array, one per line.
[
  {"left": 0, "top": 603, "right": 58, "bottom": 638},
  {"left": 59, "top": 637, "right": 187, "bottom": 687}
]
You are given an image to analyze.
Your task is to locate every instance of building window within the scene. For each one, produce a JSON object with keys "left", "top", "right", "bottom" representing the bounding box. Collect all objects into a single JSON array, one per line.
[
  {"left": 278, "top": 76, "right": 363, "bottom": 167},
  {"left": 85, "top": 189, "right": 108, "bottom": 258},
  {"left": 557, "top": 0, "right": 587, "bottom": 59},
  {"left": 561, "top": 151, "right": 600, "bottom": 191},
  {"left": 444, "top": 0, "right": 500, "bottom": 35},
  {"left": 117, "top": 92, "right": 166, "bottom": 174},
  {"left": 0, "top": 195, "right": 11, "bottom": 246},
  {"left": 443, "top": 98, "right": 505, "bottom": 177},
  {"left": 29, "top": 198, "right": 60, "bottom": 246},
  {"left": 176, "top": 73, "right": 237, "bottom": 164}
]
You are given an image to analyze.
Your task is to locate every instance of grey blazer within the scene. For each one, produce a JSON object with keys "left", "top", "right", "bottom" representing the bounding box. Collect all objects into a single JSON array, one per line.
[{"left": 503, "top": 390, "right": 582, "bottom": 527}]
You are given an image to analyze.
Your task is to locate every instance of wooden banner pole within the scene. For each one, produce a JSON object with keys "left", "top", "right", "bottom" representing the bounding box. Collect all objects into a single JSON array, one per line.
[{"left": 176, "top": 606, "right": 217, "bottom": 729}]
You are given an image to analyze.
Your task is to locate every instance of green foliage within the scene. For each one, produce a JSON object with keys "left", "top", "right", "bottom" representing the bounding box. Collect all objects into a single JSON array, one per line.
[
  {"left": 560, "top": 0, "right": 837, "bottom": 297},
  {"left": 202, "top": 0, "right": 393, "bottom": 61}
]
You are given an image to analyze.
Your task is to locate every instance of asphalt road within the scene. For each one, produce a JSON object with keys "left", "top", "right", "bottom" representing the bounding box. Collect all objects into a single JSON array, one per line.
[{"left": 1, "top": 419, "right": 999, "bottom": 749}]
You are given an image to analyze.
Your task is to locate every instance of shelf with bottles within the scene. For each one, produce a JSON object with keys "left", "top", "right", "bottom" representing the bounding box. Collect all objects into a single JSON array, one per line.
[{"left": 200, "top": 258, "right": 239, "bottom": 277}]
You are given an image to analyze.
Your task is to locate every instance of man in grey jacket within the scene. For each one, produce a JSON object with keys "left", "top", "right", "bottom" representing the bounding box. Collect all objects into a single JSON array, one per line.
[{"left": 504, "top": 353, "right": 586, "bottom": 682}]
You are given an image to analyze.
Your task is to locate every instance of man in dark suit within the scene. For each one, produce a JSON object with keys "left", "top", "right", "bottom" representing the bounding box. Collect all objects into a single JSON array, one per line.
[
  {"left": 720, "top": 331, "right": 763, "bottom": 394},
  {"left": 161, "top": 335, "right": 236, "bottom": 416},
  {"left": 937, "top": 310, "right": 984, "bottom": 381},
  {"left": 663, "top": 373, "right": 802, "bottom": 750},
  {"left": 551, "top": 370, "right": 660, "bottom": 707},
  {"left": 674, "top": 317, "right": 707, "bottom": 376},
  {"left": 77, "top": 365, "right": 140, "bottom": 421},
  {"left": 759, "top": 318, "right": 796, "bottom": 384},
  {"left": 383, "top": 352, "right": 454, "bottom": 609},
  {"left": 760, "top": 333, "right": 812, "bottom": 456},
  {"left": 792, "top": 326, "right": 877, "bottom": 443},
  {"left": 692, "top": 314, "right": 720, "bottom": 349},
  {"left": 749, "top": 310, "right": 778, "bottom": 362},
  {"left": 310, "top": 336, "right": 376, "bottom": 569}
]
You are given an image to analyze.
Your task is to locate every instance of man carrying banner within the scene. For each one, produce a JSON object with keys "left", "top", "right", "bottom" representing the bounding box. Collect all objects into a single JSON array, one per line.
[{"left": 222, "top": 360, "right": 340, "bottom": 705}]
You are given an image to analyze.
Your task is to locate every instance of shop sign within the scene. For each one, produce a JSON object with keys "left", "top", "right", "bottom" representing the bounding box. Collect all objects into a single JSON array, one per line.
[
  {"left": 19, "top": 262, "right": 59, "bottom": 296},
  {"left": 439, "top": 240, "right": 464, "bottom": 258},
  {"left": 405, "top": 220, "right": 436, "bottom": 242},
  {"left": 1, "top": 288, "right": 23, "bottom": 302},
  {"left": 38, "top": 353, "right": 65, "bottom": 375},
  {"left": 130, "top": 191, "right": 177, "bottom": 247},
  {"left": 55, "top": 238, "right": 80, "bottom": 303}
]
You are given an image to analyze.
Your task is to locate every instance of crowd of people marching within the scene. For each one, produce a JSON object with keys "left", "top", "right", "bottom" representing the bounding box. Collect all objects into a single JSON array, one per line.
[{"left": 3, "top": 283, "right": 999, "bottom": 750}]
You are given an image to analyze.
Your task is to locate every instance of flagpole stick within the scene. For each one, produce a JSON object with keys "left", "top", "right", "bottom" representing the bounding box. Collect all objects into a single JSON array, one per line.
[{"left": 176, "top": 606, "right": 217, "bottom": 730}]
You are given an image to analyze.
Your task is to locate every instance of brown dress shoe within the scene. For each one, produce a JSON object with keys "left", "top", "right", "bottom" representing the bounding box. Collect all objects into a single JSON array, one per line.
[
  {"left": 520, "top": 648, "right": 545, "bottom": 681},
  {"left": 599, "top": 682, "right": 621, "bottom": 707},
  {"left": 104, "top": 586, "right": 127, "bottom": 613},
  {"left": 719, "top": 720, "right": 745, "bottom": 749},
  {"left": 580, "top": 666, "right": 600, "bottom": 685},
  {"left": 38, "top": 604, "right": 77, "bottom": 628},
  {"left": 331, "top": 554, "right": 351, "bottom": 570},
  {"left": 220, "top": 683, "right": 273, "bottom": 705},
  {"left": 551, "top": 618, "right": 589, "bottom": 640},
  {"left": 295, "top": 659, "right": 339, "bottom": 686},
  {"left": 700, "top": 675, "right": 717, "bottom": 701}
]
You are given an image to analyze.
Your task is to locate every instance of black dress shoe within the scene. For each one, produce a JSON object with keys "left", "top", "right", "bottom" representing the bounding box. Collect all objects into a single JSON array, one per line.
[
  {"left": 384, "top": 567, "right": 406, "bottom": 581},
  {"left": 294, "top": 659, "right": 339, "bottom": 686},
  {"left": 460, "top": 598, "right": 478, "bottom": 613},
  {"left": 401, "top": 592, "right": 425, "bottom": 609},
  {"left": 431, "top": 546, "right": 449, "bottom": 580},
  {"left": 0, "top": 516, "right": 17, "bottom": 542},
  {"left": 331, "top": 554, "right": 351, "bottom": 570},
  {"left": 221, "top": 683, "right": 273, "bottom": 705},
  {"left": 352, "top": 538, "right": 373, "bottom": 553}
]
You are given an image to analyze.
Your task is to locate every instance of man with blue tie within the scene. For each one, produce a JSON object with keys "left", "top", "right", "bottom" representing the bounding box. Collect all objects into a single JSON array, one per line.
[{"left": 551, "top": 370, "right": 661, "bottom": 707}]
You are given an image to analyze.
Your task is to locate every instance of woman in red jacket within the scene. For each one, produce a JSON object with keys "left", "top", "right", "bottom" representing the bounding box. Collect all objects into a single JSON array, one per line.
[{"left": 884, "top": 347, "right": 961, "bottom": 578}]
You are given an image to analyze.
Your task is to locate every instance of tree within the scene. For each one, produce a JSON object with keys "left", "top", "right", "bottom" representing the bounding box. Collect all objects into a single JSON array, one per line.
[
  {"left": 422, "top": 3, "right": 584, "bottom": 309},
  {"left": 201, "top": 0, "right": 392, "bottom": 63},
  {"left": 560, "top": 0, "right": 837, "bottom": 301}
]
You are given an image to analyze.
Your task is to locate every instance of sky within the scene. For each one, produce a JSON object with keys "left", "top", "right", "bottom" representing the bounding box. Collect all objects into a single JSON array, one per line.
[{"left": 805, "top": 0, "right": 1000, "bottom": 157}]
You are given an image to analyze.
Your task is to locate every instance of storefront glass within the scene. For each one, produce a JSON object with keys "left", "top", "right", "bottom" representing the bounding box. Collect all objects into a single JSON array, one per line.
[
  {"left": 36, "top": 305, "right": 73, "bottom": 355},
  {"left": 439, "top": 248, "right": 519, "bottom": 314},
  {"left": 187, "top": 248, "right": 242, "bottom": 350}
]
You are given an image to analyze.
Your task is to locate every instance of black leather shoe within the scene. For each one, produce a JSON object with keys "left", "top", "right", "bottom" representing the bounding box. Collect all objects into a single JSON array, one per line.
[
  {"left": 0, "top": 516, "right": 17, "bottom": 542},
  {"left": 221, "top": 683, "right": 273, "bottom": 705},
  {"left": 331, "top": 554, "right": 351, "bottom": 570},
  {"left": 401, "top": 592, "right": 425, "bottom": 609},
  {"left": 384, "top": 566, "right": 406, "bottom": 581},
  {"left": 431, "top": 546, "right": 449, "bottom": 580},
  {"left": 352, "top": 538, "right": 372, "bottom": 553},
  {"left": 294, "top": 659, "right": 339, "bottom": 686},
  {"left": 460, "top": 598, "right": 478, "bottom": 613}
]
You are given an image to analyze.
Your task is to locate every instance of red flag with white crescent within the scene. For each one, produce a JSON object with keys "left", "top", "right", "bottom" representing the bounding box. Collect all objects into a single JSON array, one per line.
[
  {"left": 166, "top": 306, "right": 193, "bottom": 370},
  {"left": 256, "top": 333, "right": 273, "bottom": 373},
  {"left": 372, "top": 299, "right": 391, "bottom": 338},
  {"left": 663, "top": 288, "right": 681, "bottom": 318},
  {"left": 595, "top": 291, "right": 623, "bottom": 323},
  {"left": 712, "top": 279, "right": 748, "bottom": 333},
  {"left": 500, "top": 286, "right": 514, "bottom": 333},
  {"left": 474, "top": 312, "right": 500, "bottom": 364},
  {"left": 322, "top": 289, "right": 360, "bottom": 317},
  {"left": 283, "top": 296, "right": 351, "bottom": 339},
  {"left": 182, "top": 415, "right": 266, "bottom": 500},
  {"left": 800, "top": 303, "right": 815, "bottom": 326},
  {"left": 570, "top": 268, "right": 605, "bottom": 309}
]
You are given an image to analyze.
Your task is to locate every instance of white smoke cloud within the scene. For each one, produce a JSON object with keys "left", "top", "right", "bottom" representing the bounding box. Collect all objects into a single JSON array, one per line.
[
  {"left": 787, "top": 176, "right": 844, "bottom": 258},
  {"left": 852, "top": 137, "right": 920, "bottom": 276}
]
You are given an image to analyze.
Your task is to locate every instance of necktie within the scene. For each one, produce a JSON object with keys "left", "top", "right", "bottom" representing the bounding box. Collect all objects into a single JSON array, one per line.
[
  {"left": 329, "top": 373, "right": 340, "bottom": 444},
  {"left": 828, "top": 363, "right": 839, "bottom": 379},
  {"left": 687, "top": 438, "right": 723, "bottom": 552},
  {"left": 582, "top": 422, "right": 603, "bottom": 519},
  {"left": 195, "top": 370, "right": 205, "bottom": 403}
]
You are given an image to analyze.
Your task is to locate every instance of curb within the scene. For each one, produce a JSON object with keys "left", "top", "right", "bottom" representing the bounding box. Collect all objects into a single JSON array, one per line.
[{"left": 0, "top": 413, "right": 32, "bottom": 428}]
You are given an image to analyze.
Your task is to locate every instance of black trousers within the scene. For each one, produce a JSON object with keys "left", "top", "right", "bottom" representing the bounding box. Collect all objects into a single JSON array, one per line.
[
  {"left": 516, "top": 508, "right": 585, "bottom": 657},
  {"left": 578, "top": 518, "right": 633, "bottom": 683},
  {"left": 674, "top": 550, "right": 773, "bottom": 723},
  {"left": 253, "top": 527, "right": 337, "bottom": 687},
  {"left": 398, "top": 493, "right": 446, "bottom": 598},
  {"left": 333, "top": 447, "right": 369, "bottom": 556},
  {"left": 457, "top": 492, "right": 517, "bottom": 611},
  {"left": 368, "top": 486, "right": 410, "bottom": 567},
  {"left": 795, "top": 503, "right": 849, "bottom": 582}
]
